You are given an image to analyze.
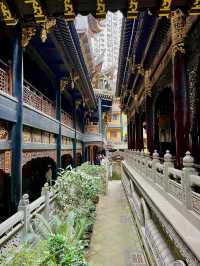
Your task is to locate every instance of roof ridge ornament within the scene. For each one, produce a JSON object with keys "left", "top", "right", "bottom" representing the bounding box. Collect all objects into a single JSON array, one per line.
[
  {"left": 0, "top": 0, "right": 17, "bottom": 26},
  {"left": 24, "top": 0, "right": 45, "bottom": 23},
  {"left": 64, "top": 0, "right": 75, "bottom": 21},
  {"left": 96, "top": 0, "right": 106, "bottom": 19},
  {"left": 127, "top": 0, "right": 138, "bottom": 20}
]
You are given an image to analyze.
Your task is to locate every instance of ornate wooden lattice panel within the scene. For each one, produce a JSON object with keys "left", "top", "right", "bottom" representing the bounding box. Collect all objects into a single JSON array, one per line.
[
  {"left": 0, "top": 151, "right": 11, "bottom": 174},
  {"left": 0, "top": 67, "right": 8, "bottom": 94},
  {"left": 23, "top": 82, "right": 56, "bottom": 118},
  {"left": 61, "top": 111, "right": 73, "bottom": 128}
]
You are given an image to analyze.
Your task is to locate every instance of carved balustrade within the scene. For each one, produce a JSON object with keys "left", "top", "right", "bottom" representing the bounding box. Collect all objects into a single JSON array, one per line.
[
  {"left": 0, "top": 183, "right": 57, "bottom": 257},
  {"left": 24, "top": 81, "right": 56, "bottom": 118},
  {"left": 61, "top": 110, "right": 73, "bottom": 128},
  {"left": 122, "top": 149, "right": 200, "bottom": 215},
  {"left": 119, "top": 148, "right": 200, "bottom": 265}
]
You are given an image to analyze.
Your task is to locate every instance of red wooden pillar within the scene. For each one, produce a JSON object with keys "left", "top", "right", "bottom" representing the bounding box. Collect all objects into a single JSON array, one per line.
[
  {"left": 132, "top": 121, "right": 136, "bottom": 149},
  {"left": 135, "top": 113, "right": 140, "bottom": 150},
  {"left": 171, "top": 10, "right": 190, "bottom": 166},
  {"left": 130, "top": 120, "right": 133, "bottom": 149},
  {"left": 146, "top": 96, "right": 154, "bottom": 154}
]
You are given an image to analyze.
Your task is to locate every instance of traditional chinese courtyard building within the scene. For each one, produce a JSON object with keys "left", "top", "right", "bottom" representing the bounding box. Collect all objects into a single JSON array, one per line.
[{"left": 1, "top": 1, "right": 200, "bottom": 266}]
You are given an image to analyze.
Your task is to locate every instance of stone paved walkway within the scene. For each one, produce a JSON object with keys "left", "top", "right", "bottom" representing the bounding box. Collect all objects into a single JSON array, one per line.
[{"left": 87, "top": 181, "right": 149, "bottom": 266}]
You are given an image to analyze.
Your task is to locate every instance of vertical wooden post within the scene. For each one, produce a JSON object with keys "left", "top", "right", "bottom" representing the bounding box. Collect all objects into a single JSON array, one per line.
[
  {"left": 171, "top": 9, "right": 190, "bottom": 167},
  {"left": 135, "top": 113, "right": 140, "bottom": 150},
  {"left": 132, "top": 122, "right": 136, "bottom": 150},
  {"left": 11, "top": 25, "right": 23, "bottom": 212},
  {"left": 56, "top": 81, "right": 61, "bottom": 169}
]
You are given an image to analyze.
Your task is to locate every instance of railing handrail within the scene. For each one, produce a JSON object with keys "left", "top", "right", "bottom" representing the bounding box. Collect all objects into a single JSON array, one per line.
[{"left": 24, "top": 80, "right": 55, "bottom": 106}]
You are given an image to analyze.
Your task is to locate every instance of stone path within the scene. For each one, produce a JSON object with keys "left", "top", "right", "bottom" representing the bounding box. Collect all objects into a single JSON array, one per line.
[{"left": 87, "top": 181, "right": 149, "bottom": 266}]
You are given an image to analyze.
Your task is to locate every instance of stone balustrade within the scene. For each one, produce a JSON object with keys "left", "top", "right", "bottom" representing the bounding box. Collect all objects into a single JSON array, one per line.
[
  {"left": 0, "top": 183, "right": 57, "bottom": 258},
  {"left": 118, "top": 149, "right": 200, "bottom": 266},
  {"left": 124, "top": 149, "right": 200, "bottom": 215}
]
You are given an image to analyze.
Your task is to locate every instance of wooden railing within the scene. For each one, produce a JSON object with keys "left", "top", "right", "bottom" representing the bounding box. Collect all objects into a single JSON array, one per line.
[
  {"left": 61, "top": 110, "right": 73, "bottom": 128},
  {"left": 0, "top": 64, "right": 9, "bottom": 95},
  {"left": 0, "top": 66, "right": 74, "bottom": 128},
  {"left": 24, "top": 81, "right": 56, "bottom": 118}
]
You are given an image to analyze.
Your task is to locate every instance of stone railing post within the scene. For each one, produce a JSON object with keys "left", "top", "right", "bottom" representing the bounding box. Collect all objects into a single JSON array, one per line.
[
  {"left": 152, "top": 150, "right": 159, "bottom": 183},
  {"left": 145, "top": 151, "right": 150, "bottom": 178},
  {"left": 140, "top": 150, "right": 145, "bottom": 176},
  {"left": 41, "top": 183, "right": 50, "bottom": 221},
  {"left": 18, "top": 194, "right": 30, "bottom": 240},
  {"left": 164, "top": 150, "right": 174, "bottom": 192},
  {"left": 183, "top": 151, "right": 196, "bottom": 210}
]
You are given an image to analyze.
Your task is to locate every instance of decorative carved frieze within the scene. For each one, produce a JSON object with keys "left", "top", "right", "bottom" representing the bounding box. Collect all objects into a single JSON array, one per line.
[
  {"left": 24, "top": 0, "right": 45, "bottom": 23},
  {"left": 96, "top": 0, "right": 106, "bottom": 19},
  {"left": 171, "top": 9, "right": 186, "bottom": 56},
  {"left": 144, "top": 70, "right": 152, "bottom": 97},
  {"left": 190, "top": 0, "right": 200, "bottom": 15},
  {"left": 21, "top": 26, "right": 36, "bottom": 48},
  {"left": 64, "top": 0, "right": 75, "bottom": 21},
  {"left": 159, "top": 0, "right": 172, "bottom": 17},
  {"left": 127, "top": 0, "right": 138, "bottom": 19},
  {"left": 0, "top": 0, "right": 17, "bottom": 25},
  {"left": 40, "top": 18, "right": 56, "bottom": 43}
]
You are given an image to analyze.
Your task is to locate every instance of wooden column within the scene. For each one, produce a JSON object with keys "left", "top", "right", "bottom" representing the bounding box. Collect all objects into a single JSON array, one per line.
[
  {"left": 132, "top": 122, "right": 136, "bottom": 150},
  {"left": 56, "top": 81, "right": 61, "bottom": 169},
  {"left": 11, "top": 25, "right": 23, "bottom": 212},
  {"left": 171, "top": 9, "right": 190, "bottom": 166},
  {"left": 146, "top": 96, "right": 154, "bottom": 154},
  {"left": 127, "top": 122, "right": 130, "bottom": 149},
  {"left": 129, "top": 120, "right": 133, "bottom": 148}
]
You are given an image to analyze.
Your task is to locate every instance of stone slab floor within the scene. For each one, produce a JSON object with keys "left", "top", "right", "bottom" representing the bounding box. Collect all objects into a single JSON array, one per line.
[{"left": 87, "top": 181, "right": 149, "bottom": 266}]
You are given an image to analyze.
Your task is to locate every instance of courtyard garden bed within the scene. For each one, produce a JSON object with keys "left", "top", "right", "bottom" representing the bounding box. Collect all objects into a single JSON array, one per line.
[{"left": 0, "top": 163, "right": 106, "bottom": 266}]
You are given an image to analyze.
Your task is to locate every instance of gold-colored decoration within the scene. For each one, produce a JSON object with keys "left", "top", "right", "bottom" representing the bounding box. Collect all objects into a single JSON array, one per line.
[
  {"left": 24, "top": 0, "right": 45, "bottom": 23},
  {"left": 96, "top": 0, "right": 106, "bottom": 19},
  {"left": 0, "top": 123, "right": 8, "bottom": 140},
  {"left": 0, "top": 1, "right": 17, "bottom": 25},
  {"left": 171, "top": 9, "right": 186, "bottom": 56},
  {"left": 190, "top": 0, "right": 200, "bottom": 15},
  {"left": 60, "top": 79, "right": 67, "bottom": 92},
  {"left": 134, "top": 94, "right": 139, "bottom": 113},
  {"left": 64, "top": 0, "right": 75, "bottom": 21},
  {"left": 21, "top": 26, "right": 36, "bottom": 48},
  {"left": 159, "top": 0, "right": 172, "bottom": 17},
  {"left": 41, "top": 18, "right": 56, "bottom": 42},
  {"left": 127, "top": 0, "right": 138, "bottom": 19},
  {"left": 144, "top": 70, "right": 152, "bottom": 97},
  {"left": 136, "top": 64, "right": 145, "bottom": 76}
]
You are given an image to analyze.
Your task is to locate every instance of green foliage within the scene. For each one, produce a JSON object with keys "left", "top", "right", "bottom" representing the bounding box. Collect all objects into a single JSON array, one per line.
[
  {"left": 1, "top": 163, "right": 103, "bottom": 266},
  {"left": 112, "top": 170, "right": 121, "bottom": 180}
]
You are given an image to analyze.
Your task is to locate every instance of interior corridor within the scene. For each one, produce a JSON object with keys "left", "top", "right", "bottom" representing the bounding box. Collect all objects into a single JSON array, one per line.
[{"left": 88, "top": 181, "right": 149, "bottom": 266}]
